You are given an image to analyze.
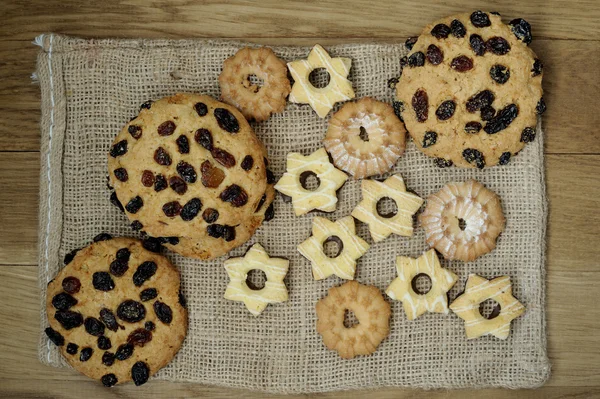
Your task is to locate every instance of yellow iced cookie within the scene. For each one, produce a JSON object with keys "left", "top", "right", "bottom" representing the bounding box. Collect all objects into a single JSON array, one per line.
[
  {"left": 287, "top": 44, "right": 355, "bottom": 118},
  {"left": 224, "top": 243, "right": 289, "bottom": 316},
  {"left": 351, "top": 174, "right": 423, "bottom": 242},
  {"left": 386, "top": 249, "right": 457, "bottom": 320},
  {"left": 450, "top": 274, "right": 525, "bottom": 339},
  {"left": 298, "top": 216, "right": 369, "bottom": 280},
  {"left": 275, "top": 148, "right": 348, "bottom": 216}
]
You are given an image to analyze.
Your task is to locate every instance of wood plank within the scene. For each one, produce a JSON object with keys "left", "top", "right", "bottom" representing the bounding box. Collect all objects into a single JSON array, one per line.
[
  {"left": 2, "top": 153, "right": 598, "bottom": 269},
  {"left": 0, "top": 152, "right": 39, "bottom": 265},
  {"left": 2, "top": 0, "right": 600, "bottom": 42},
  {"left": 1, "top": 264, "right": 599, "bottom": 393},
  {"left": 1, "top": 37, "right": 598, "bottom": 153}
]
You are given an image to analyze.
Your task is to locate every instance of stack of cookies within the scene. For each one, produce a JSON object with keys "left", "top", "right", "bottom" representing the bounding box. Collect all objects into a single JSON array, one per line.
[{"left": 44, "top": 9, "right": 544, "bottom": 385}]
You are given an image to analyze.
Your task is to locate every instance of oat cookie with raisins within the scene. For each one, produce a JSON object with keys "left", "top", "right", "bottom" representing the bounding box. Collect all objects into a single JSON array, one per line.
[
  {"left": 44, "top": 236, "right": 188, "bottom": 387},
  {"left": 108, "top": 93, "right": 275, "bottom": 259},
  {"left": 395, "top": 11, "right": 545, "bottom": 168}
]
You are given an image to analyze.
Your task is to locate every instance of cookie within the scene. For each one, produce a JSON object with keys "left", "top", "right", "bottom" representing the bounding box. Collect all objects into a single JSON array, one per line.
[
  {"left": 219, "top": 47, "right": 291, "bottom": 122},
  {"left": 224, "top": 243, "right": 289, "bottom": 316},
  {"left": 274, "top": 148, "right": 348, "bottom": 216},
  {"left": 297, "top": 216, "right": 369, "bottom": 280},
  {"left": 386, "top": 249, "right": 457, "bottom": 320},
  {"left": 419, "top": 180, "right": 505, "bottom": 261},
  {"left": 288, "top": 44, "right": 355, "bottom": 118},
  {"left": 351, "top": 174, "right": 423, "bottom": 242},
  {"left": 108, "top": 93, "right": 275, "bottom": 260},
  {"left": 323, "top": 97, "right": 406, "bottom": 178},
  {"left": 44, "top": 236, "right": 187, "bottom": 386},
  {"left": 395, "top": 11, "right": 544, "bottom": 168},
  {"left": 316, "top": 280, "right": 391, "bottom": 359},
  {"left": 450, "top": 274, "right": 525, "bottom": 339}
]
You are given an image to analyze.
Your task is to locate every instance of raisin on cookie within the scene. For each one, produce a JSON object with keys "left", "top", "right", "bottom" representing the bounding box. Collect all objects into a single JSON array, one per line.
[
  {"left": 44, "top": 237, "right": 187, "bottom": 387},
  {"left": 108, "top": 94, "right": 275, "bottom": 260},
  {"left": 395, "top": 11, "right": 544, "bottom": 168}
]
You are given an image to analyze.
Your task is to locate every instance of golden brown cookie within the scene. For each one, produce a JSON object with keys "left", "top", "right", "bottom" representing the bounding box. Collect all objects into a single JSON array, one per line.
[
  {"left": 386, "top": 249, "right": 457, "bottom": 320},
  {"left": 450, "top": 274, "right": 525, "bottom": 339},
  {"left": 395, "top": 11, "right": 544, "bottom": 168},
  {"left": 323, "top": 97, "right": 406, "bottom": 178},
  {"left": 287, "top": 44, "right": 355, "bottom": 118},
  {"left": 44, "top": 236, "right": 187, "bottom": 387},
  {"left": 274, "top": 148, "right": 348, "bottom": 216},
  {"left": 316, "top": 280, "right": 391, "bottom": 359},
  {"left": 351, "top": 174, "right": 423, "bottom": 242},
  {"left": 108, "top": 93, "right": 275, "bottom": 260},
  {"left": 419, "top": 180, "right": 505, "bottom": 261},
  {"left": 219, "top": 47, "right": 291, "bottom": 122},
  {"left": 297, "top": 216, "right": 369, "bottom": 280},
  {"left": 224, "top": 243, "right": 289, "bottom": 316}
]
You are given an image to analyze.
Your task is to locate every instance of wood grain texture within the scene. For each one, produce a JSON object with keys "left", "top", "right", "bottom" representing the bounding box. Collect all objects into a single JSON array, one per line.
[{"left": 1, "top": 0, "right": 600, "bottom": 397}]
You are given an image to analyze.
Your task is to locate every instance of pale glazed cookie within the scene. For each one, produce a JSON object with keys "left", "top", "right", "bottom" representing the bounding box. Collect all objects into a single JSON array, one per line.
[
  {"left": 419, "top": 180, "right": 505, "bottom": 261},
  {"left": 108, "top": 93, "right": 275, "bottom": 260},
  {"left": 297, "top": 216, "right": 369, "bottom": 280},
  {"left": 316, "top": 280, "right": 391, "bottom": 359},
  {"left": 450, "top": 274, "right": 525, "bottom": 339},
  {"left": 386, "top": 249, "right": 458, "bottom": 320},
  {"left": 219, "top": 47, "right": 291, "bottom": 122},
  {"left": 44, "top": 236, "right": 187, "bottom": 387},
  {"left": 288, "top": 44, "right": 355, "bottom": 118},
  {"left": 275, "top": 148, "right": 348, "bottom": 216},
  {"left": 224, "top": 243, "right": 289, "bottom": 316},
  {"left": 395, "top": 11, "right": 545, "bottom": 168},
  {"left": 351, "top": 174, "right": 423, "bottom": 242},
  {"left": 323, "top": 97, "right": 406, "bottom": 178}
]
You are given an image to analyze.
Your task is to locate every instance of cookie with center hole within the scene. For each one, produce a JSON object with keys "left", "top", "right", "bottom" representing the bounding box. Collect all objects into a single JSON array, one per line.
[
  {"left": 395, "top": 11, "right": 544, "bottom": 168},
  {"left": 108, "top": 93, "right": 275, "bottom": 260},
  {"left": 44, "top": 237, "right": 187, "bottom": 387}
]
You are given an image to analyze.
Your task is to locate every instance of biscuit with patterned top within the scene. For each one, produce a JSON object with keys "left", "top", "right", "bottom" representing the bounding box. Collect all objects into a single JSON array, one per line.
[
  {"left": 395, "top": 11, "right": 544, "bottom": 168},
  {"left": 297, "top": 216, "right": 369, "bottom": 280},
  {"left": 386, "top": 249, "right": 457, "bottom": 320},
  {"left": 44, "top": 236, "right": 187, "bottom": 387},
  {"left": 108, "top": 93, "right": 275, "bottom": 260},
  {"left": 288, "top": 44, "right": 355, "bottom": 118},
  {"left": 450, "top": 274, "right": 525, "bottom": 339}
]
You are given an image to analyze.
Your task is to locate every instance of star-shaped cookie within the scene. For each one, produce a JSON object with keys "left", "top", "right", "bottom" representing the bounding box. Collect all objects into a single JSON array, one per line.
[
  {"left": 351, "top": 174, "right": 423, "bottom": 242},
  {"left": 274, "top": 148, "right": 348, "bottom": 216},
  {"left": 224, "top": 243, "right": 289, "bottom": 316},
  {"left": 287, "top": 44, "right": 355, "bottom": 118},
  {"left": 298, "top": 216, "right": 369, "bottom": 280},
  {"left": 386, "top": 249, "right": 457, "bottom": 320},
  {"left": 450, "top": 274, "right": 525, "bottom": 339}
]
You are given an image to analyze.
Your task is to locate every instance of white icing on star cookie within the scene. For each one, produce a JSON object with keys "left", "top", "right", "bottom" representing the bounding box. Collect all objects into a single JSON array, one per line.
[
  {"left": 351, "top": 174, "right": 423, "bottom": 242},
  {"left": 274, "top": 148, "right": 348, "bottom": 216},
  {"left": 450, "top": 274, "right": 525, "bottom": 339},
  {"left": 287, "top": 44, "right": 355, "bottom": 118},
  {"left": 386, "top": 249, "right": 457, "bottom": 320},
  {"left": 224, "top": 243, "right": 289, "bottom": 316},
  {"left": 297, "top": 216, "right": 369, "bottom": 280}
]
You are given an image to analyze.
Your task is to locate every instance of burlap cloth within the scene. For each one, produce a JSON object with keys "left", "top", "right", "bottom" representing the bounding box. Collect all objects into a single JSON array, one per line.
[{"left": 36, "top": 34, "right": 550, "bottom": 393}]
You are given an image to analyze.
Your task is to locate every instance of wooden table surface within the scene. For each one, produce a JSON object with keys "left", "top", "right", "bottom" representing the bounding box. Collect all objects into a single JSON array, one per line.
[{"left": 1, "top": 1, "right": 599, "bottom": 398}]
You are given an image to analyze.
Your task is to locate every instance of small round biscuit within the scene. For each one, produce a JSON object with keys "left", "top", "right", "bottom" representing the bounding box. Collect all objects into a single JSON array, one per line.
[
  {"left": 395, "top": 11, "right": 544, "bottom": 168},
  {"left": 44, "top": 236, "right": 187, "bottom": 387},
  {"left": 316, "top": 280, "right": 391, "bottom": 359},
  {"left": 108, "top": 93, "right": 275, "bottom": 260},
  {"left": 323, "top": 97, "right": 406, "bottom": 179},
  {"left": 419, "top": 180, "right": 505, "bottom": 261},
  {"left": 219, "top": 47, "right": 291, "bottom": 122}
]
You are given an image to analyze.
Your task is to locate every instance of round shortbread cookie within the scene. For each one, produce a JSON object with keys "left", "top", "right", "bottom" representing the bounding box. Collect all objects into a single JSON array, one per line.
[
  {"left": 44, "top": 236, "right": 187, "bottom": 387},
  {"left": 108, "top": 93, "right": 275, "bottom": 260},
  {"left": 395, "top": 11, "right": 545, "bottom": 168}
]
